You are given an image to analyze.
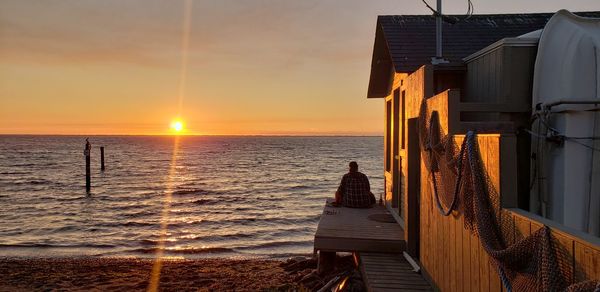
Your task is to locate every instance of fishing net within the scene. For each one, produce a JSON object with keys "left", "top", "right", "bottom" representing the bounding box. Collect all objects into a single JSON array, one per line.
[{"left": 418, "top": 100, "right": 598, "bottom": 292}]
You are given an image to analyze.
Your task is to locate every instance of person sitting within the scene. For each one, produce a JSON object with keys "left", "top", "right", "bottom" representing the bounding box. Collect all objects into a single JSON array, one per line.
[{"left": 334, "top": 161, "right": 376, "bottom": 208}]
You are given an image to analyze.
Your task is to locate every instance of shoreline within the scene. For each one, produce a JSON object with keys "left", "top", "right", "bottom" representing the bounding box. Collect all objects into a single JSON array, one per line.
[
  {"left": 0, "top": 256, "right": 299, "bottom": 291},
  {"left": 0, "top": 247, "right": 314, "bottom": 261}
]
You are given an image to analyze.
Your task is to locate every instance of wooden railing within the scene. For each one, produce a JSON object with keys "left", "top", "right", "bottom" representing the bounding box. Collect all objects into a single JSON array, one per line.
[
  {"left": 418, "top": 134, "right": 600, "bottom": 292},
  {"left": 508, "top": 208, "right": 600, "bottom": 284}
]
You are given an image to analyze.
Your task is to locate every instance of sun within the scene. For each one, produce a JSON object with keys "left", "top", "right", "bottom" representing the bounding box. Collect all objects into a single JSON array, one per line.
[{"left": 170, "top": 119, "right": 184, "bottom": 134}]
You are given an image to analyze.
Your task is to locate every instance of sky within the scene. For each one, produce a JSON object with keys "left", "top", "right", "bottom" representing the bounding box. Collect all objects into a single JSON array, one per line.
[{"left": 0, "top": 0, "right": 598, "bottom": 135}]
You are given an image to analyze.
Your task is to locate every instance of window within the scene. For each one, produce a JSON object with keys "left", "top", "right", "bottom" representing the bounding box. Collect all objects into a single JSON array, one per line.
[
  {"left": 402, "top": 90, "right": 406, "bottom": 150},
  {"left": 385, "top": 100, "right": 392, "bottom": 172}
]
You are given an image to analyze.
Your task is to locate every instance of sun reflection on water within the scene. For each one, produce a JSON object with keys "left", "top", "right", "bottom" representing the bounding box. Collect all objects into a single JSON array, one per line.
[
  {"left": 148, "top": 136, "right": 181, "bottom": 291},
  {"left": 148, "top": 0, "right": 194, "bottom": 289}
]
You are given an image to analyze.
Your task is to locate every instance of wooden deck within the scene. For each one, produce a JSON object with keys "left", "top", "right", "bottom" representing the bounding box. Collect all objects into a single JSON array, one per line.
[
  {"left": 313, "top": 199, "right": 405, "bottom": 253},
  {"left": 359, "top": 253, "right": 432, "bottom": 292}
]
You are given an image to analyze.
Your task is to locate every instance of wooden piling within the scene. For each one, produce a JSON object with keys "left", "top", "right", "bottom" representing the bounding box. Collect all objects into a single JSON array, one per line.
[
  {"left": 85, "top": 152, "right": 91, "bottom": 193},
  {"left": 85, "top": 139, "right": 91, "bottom": 193},
  {"left": 100, "top": 146, "right": 105, "bottom": 171},
  {"left": 317, "top": 251, "right": 336, "bottom": 275}
]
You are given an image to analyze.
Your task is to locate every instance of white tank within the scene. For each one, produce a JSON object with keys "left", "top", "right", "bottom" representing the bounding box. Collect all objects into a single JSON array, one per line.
[{"left": 531, "top": 10, "right": 600, "bottom": 236}]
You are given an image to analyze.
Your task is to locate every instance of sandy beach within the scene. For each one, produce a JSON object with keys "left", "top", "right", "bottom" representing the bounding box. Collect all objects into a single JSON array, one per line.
[{"left": 0, "top": 257, "right": 300, "bottom": 291}]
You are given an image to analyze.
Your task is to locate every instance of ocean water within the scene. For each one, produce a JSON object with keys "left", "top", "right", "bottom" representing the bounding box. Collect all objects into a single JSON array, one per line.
[{"left": 0, "top": 136, "right": 383, "bottom": 259}]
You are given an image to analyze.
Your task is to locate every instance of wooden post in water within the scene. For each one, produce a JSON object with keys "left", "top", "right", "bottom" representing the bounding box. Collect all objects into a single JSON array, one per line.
[
  {"left": 100, "top": 146, "right": 105, "bottom": 171},
  {"left": 85, "top": 139, "right": 91, "bottom": 193}
]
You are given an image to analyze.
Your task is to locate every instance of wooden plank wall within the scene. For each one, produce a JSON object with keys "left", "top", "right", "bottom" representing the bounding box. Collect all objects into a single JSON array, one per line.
[
  {"left": 418, "top": 134, "right": 600, "bottom": 291},
  {"left": 400, "top": 65, "right": 600, "bottom": 291},
  {"left": 384, "top": 72, "right": 409, "bottom": 213},
  {"left": 508, "top": 209, "right": 600, "bottom": 286},
  {"left": 465, "top": 44, "right": 536, "bottom": 110},
  {"left": 403, "top": 66, "right": 432, "bottom": 119},
  {"left": 419, "top": 134, "right": 503, "bottom": 292}
]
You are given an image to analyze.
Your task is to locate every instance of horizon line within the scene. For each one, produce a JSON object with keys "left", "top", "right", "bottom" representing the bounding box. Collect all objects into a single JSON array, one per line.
[{"left": 0, "top": 133, "right": 384, "bottom": 137}]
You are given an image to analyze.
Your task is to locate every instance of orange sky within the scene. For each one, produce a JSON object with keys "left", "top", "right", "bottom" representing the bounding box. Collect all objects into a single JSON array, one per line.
[{"left": 1, "top": 0, "right": 598, "bottom": 135}]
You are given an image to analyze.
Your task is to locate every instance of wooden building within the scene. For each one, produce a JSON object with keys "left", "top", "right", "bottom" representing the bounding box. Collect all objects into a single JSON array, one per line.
[{"left": 365, "top": 12, "right": 600, "bottom": 291}]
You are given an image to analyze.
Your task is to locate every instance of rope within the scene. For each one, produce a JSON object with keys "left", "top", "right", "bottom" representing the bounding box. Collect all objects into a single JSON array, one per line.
[{"left": 427, "top": 113, "right": 465, "bottom": 216}]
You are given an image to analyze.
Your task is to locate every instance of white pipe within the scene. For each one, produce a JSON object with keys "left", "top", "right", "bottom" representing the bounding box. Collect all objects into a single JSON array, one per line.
[{"left": 403, "top": 251, "right": 421, "bottom": 273}]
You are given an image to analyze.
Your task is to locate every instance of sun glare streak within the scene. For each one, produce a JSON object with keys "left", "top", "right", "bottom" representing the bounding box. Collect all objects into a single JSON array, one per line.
[
  {"left": 149, "top": 1, "right": 193, "bottom": 290},
  {"left": 177, "top": 0, "right": 193, "bottom": 116},
  {"left": 148, "top": 136, "right": 181, "bottom": 292}
]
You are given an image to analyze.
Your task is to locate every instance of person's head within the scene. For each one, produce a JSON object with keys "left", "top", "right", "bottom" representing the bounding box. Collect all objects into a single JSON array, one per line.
[{"left": 349, "top": 161, "right": 358, "bottom": 173}]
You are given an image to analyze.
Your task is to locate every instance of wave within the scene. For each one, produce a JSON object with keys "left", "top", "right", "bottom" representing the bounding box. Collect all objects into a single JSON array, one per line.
[
  {"left": 130, "top": 247, "right": 235, "bottom": 255},
  {"left": 55, "top": 196, "right": 86, "bottom": 202},
  {"left": 234, "top": 207, "right": 254, "bottom": 211},
  {"left": 7, "top": 163, "right": 37, "bottom": 167},
  {"left": 0, "top": 243, "right": 115, "bottom": 249},
  {"left": 5, "top": 179, "right": 53, "bottom": 186},
  {"left": 53, "top": 225, "right": 79, "bottom": 232},
  {"left": 266, "top": 252, "right": 313, "bottom": 259},
  {"left": 191, "top": 198, "right": 218, "bottom": 205},
  {"left": 0, "top": 171, "right": 29, "bottom": 175},
  {"left": 286, "top": 185, "right": 315, "bottom": 191},
  {"left": 157, "top": 225, "right": 316, "bottom": 245},
  {"left": 171, "top": 188, "right": 223, "bottom": 196},
  {"left": 245, "top": 240, "right": 314, "bottom": 249},
  {"left": 167, "top": 214, "right": 320, "bottom": 228},
  {"left": 0, "top": 136, "right": 383, "bottom": 259},
  {"left": 117, "top": 211, "right": 157, "bottom": 219},
  {"left": 29, "top": 179, "right": 52, "bottom": 185},
  {"left": 270, "top": 226, "right": 314, "bottom": 237},
  {"left": 97, "top": 221, "right": 158, "bottom": 228}
]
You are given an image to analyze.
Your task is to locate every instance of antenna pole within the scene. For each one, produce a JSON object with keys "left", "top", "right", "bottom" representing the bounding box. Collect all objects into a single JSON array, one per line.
[
  {"left": 436, "top": 0, "right": 442, "bottom": 58},
  {"left": 431, "top": 0, "right": 448, "bottom": 64}
]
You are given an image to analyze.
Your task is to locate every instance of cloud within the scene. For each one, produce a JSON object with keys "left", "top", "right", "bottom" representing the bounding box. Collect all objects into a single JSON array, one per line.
[
  {"left": 0, "top": 0, "right": 380, "bottom": 69},
  {"left": 1, "top": 0, "right": 185, "bottom": 66}
]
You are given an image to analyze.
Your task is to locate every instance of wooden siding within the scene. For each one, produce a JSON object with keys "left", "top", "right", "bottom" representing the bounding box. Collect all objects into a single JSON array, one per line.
[
  {"left": 394, "top": 64, "right": 600, "bottom": 291},
  {"left": 418, "top": 134, "right": 600, "bottom": 291},
  {"left": 419, "top": 134, "right": 506, "bottom": 292},
  {"left": 463, "top": 40, "right": 535, "bottom": 127},
  {"left": 403, "top": 66, "right": 433, "bottom": 120},
  {"left": 509, "top": 209, "right": 600, "bottom": 285},
  {"left": 384, "top": 72, "right": 415, "bottom": 224}
]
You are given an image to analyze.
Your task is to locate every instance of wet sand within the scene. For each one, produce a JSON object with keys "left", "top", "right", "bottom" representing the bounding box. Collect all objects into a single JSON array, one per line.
[{"left": 0, "top": 257, "right": 298, "bottom": 291}]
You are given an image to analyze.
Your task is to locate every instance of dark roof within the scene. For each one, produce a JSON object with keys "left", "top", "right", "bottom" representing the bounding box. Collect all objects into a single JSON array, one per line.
[{"left": 367, "top": 11, "right": 600, "bottom": 98}]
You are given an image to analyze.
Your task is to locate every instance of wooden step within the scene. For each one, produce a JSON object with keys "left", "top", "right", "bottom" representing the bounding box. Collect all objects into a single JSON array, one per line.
[{"left": 359, "top": 253, "right": 432, "bottom": 292}]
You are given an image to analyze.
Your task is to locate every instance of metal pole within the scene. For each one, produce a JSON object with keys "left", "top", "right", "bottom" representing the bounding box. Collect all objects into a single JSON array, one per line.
[
  {"left": 436, "top": 0, "right": 442, "bottom": 58},
  {"left": 100, "top": 146, "right": 105, "bottom": 171}
]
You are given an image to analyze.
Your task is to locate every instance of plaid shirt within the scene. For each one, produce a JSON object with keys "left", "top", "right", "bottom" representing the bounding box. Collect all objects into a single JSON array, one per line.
[{"left": 337, "top": 171, "right": 374, "bottom": 208}]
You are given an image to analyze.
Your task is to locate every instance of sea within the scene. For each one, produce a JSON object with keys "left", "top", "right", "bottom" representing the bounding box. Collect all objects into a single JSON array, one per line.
[{"left": 0, "top": 136, "right": 383, "bottom": 259}]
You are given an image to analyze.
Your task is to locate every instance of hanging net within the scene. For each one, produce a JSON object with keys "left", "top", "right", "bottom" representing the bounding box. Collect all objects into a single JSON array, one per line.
[{"left": 418, "top": 99, "right": 599, "bottom": 292}]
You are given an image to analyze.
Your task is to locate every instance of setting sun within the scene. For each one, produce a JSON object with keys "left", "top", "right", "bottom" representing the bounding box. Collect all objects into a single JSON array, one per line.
[{"left": 170, "top": 120, "right": 184, "bottom": 133}]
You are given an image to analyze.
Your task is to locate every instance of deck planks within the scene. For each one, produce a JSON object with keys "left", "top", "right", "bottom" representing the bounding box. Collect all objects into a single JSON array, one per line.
[
  {"left": 314, "top": 199, "right": 405, "bottom": 253},
  {"left": 359, "top": 253, "right": 432, "bottom": 292}
]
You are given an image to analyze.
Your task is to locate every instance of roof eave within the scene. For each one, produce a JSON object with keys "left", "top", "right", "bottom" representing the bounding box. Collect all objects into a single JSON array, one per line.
[{"left": 367, "top": 18, "right": 396, "bottom": 99}]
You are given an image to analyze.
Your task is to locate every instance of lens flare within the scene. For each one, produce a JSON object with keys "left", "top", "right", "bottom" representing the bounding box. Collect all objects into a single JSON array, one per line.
[
  {"left": 149, "top": 1, "right": 193, "bottom": 289},
  {"left": 170, "top": 120, "right": 184, "bottom": 133}
]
